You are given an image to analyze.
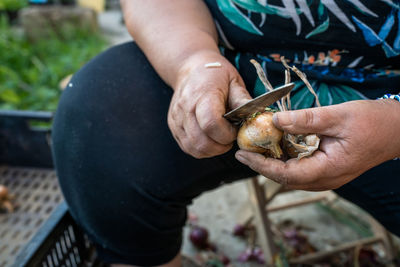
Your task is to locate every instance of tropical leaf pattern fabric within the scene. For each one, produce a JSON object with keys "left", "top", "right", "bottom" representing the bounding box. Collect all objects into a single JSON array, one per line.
[
  {"left": 252, "top": 73, "right": 369, "bottom": 109},
  {"left": 206, "top": 0, "right": 400, "bottom": 109},
  {"left": 214, "top": 0, "right": 400, "bottom": 58}
]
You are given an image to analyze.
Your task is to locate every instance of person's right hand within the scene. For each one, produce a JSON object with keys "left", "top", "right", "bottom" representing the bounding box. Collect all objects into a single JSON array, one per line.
[{"left": 168, "top": 50, "right": 252, "bottom": 158}]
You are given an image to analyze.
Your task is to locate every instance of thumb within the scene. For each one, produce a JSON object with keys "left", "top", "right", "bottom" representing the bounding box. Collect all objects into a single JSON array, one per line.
[
  {"left": 228, "top": 80, "right": 252, "bottom": 109},
  {"left": 272, "top": 107, "right": 342, "bottom": 136}
]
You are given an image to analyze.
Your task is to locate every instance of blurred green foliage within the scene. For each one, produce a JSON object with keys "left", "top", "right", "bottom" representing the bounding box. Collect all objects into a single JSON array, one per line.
[
  {"left": 0, "top": 0, "right": 27, "bottom": 11},
  {"left": 0, "top": 16, "right": 107, "bottom": 111}
]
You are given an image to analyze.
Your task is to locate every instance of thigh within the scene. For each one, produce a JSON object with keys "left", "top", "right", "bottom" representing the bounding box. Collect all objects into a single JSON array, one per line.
[{"left": 52, "top": 42, "right": 256, "bottom": 265}]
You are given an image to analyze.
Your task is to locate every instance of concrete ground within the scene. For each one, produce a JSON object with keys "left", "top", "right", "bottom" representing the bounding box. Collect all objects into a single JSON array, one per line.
[
  {"left": 181, "top": 179, "right": 378, "bottom": 266},
  {"left": 98, "top": 9, "right": 131, "bottom": 45}
]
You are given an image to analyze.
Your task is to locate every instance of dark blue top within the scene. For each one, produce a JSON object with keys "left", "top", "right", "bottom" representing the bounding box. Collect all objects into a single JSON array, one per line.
[{"left": 204, "top": 0, "right": 400, "bottom": 107}]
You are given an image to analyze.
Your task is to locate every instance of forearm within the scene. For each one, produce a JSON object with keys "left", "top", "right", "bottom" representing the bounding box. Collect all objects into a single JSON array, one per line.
[{"left": 121, "top": 0, "right": 219, "bottom": 88}]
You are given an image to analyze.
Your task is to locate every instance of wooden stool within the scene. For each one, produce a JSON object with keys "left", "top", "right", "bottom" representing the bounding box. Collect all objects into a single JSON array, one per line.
[{"left": 241, "top": 176, "right": 395, "bottom": 265}]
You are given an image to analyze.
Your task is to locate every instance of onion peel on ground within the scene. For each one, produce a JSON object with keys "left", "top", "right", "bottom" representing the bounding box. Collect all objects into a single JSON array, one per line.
[{"left": 0, "top": 184, "right": 14, "bottom": 213}]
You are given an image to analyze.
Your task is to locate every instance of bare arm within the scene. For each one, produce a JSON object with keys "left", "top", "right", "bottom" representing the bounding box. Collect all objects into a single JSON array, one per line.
[
  {"left": 121, "top": 0, "right": 252, "bottom": 159},
  {"left": 121, "top": 0, "right": 219, "bottom": 88}
]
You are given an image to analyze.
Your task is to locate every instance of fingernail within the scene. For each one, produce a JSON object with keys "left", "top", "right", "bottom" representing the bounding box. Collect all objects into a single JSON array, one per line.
[{"left": 273, "top": 112, "right": 293, "bottom": 127}]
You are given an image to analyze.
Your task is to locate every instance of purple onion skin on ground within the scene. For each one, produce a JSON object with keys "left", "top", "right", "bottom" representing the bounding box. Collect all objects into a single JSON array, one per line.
[
  {"left": 189, "top": 226, "right": 209, "bottom": 249},
  {"left": 238, "top": 248, "right": 253, "bottom": 262},
  {"left": 238, "top": 247, "right": 265, "bottom": 264},
  {"left": 232, "top": 224, "right": 246, "bottom": 237},
  {"left": 220, "top": 254, "right": 230, "bottom": 265},
  {"left": 252, "top": 247, "right": 265, "bottom": 264}
]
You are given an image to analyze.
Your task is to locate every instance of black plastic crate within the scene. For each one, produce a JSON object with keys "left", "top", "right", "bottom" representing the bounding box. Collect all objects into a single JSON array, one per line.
[
  {"left": 0, "top": 111, "right": 103, "bottom": 267},
  {"left": 14, "top": 202, "right": 103, "bottom": 267},
  {"left": 0, "top": 167, "right": 63, "bottom": 266}
]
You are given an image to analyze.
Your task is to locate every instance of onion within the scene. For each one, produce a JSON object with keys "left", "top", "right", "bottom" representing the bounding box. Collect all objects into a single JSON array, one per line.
[
  {"left": 241, "top": 58, "right": 321, "bottom": 160},
  {"left": 237, "top": 111, "right": 320, "bottom": 160},
  {"left": 232, "top": 224, "right": 246, "bottom": 237},
  {"left": 0, "top": 185, "right": 13, "bottom": 213},
  {"left": 189, "top": 226, "right": 209, "bottom": 249},
  {"left": 0, "top": 185, "right": 9, "bottom": 200},
  {"left": 237, "top": 111, "right": 283, "bottom": 158}
]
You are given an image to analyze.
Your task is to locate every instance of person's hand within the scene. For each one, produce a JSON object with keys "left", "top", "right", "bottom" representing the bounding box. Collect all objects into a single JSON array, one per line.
[
  {"left": 235, "top": 99, "right": 400, "bottom": 191},
  {"left": 168, "top": 50, "right": 251, "bottom": 158}
]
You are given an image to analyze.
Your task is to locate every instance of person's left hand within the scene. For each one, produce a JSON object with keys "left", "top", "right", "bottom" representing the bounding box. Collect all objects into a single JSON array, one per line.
[{"left": 235, "top": 99, "right": 400, "bottom": 191}]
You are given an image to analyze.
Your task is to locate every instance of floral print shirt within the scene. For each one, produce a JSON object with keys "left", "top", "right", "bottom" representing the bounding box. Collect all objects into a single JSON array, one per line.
[{"left": 204, "top": 0, "right": 400, "bottom": 108}]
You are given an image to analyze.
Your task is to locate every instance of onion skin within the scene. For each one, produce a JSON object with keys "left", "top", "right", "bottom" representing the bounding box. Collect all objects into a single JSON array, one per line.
[
  {"left": 283, "top": 134, "right": 300, "bottom": 159},
  {"left": 0, "top": 185, "right": 13, "bottom": 212},
  {"left": 283, "top": 133, "right": 320, "bottom": 159},
  {"left": 233, "top": 224, "right": 246, "bottom": 237},
  {"left": 0, "top": 185, "right": 9, "bottom": 200},
  {"left": 237, "top": 111, "right": 283, "bottom": 158}
]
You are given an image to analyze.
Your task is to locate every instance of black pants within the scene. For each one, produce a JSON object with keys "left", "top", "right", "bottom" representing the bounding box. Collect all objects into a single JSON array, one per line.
[{"left": 52, "top": 42, "right": 400, "bottom": 266}]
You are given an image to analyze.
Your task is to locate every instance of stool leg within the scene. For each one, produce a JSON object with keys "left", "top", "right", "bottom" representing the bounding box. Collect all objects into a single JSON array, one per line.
[
  {"left": 368, "top": 216, "right": 395, "bottom": 261},
  {"left": 246, "top": 177, "right": 277, "bottom": 265}
]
